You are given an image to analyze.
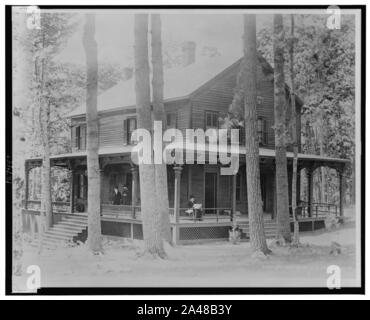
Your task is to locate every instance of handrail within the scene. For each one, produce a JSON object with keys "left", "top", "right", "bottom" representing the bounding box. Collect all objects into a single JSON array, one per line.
[
  {"left": 294, "top": 202, "right": 338, "bottom": 218},
  {"left": 177, "top": 207, "right": 232, "bottom": 223}
]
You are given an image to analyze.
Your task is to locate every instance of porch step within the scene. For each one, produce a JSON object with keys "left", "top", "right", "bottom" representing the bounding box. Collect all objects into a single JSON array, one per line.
[
  {"left": 239, "top": 221, "right": 278, "bottom": 239},
  {"left": 39, "top": 215, "right": 88, "bottom": 250}
]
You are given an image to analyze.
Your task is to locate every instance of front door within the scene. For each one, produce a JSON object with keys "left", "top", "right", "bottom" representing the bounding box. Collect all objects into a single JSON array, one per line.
[
  {"left": 205, "top": 172, "right": 217, "bottom": 214},
  {"left": 260, "top": 173, "right": 267, "bottom": 212},
  {"left": 74, "top": 171, "right": 87, "bottom": 213}
]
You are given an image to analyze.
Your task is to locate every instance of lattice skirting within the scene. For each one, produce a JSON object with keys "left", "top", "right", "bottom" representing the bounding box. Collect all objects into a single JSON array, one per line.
[{"left": 179, "top": 225, "right": 230, "bottom": 242}]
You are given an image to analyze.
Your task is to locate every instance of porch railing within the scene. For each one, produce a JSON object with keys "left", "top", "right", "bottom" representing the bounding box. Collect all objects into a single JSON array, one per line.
[
  {"left": 23, "top": 200, "right": 70, "bottom": 213},
  {"left": 101, "top": 204, "right": 141, "bottom": 219},
  {"left": 170, "top": 207, "right": 233, "bottom": 223},
  {"left": 296, "top": 202, "right": 338, "bottom": 219}
]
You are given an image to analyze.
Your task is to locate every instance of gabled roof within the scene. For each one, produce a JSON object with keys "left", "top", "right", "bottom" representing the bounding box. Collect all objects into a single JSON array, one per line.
[
  {"left": 67, "top": 51, "right": 302, "bottom": 118},
  {"left": 68, "top": 51, "right": 241, "bottom": 117}
]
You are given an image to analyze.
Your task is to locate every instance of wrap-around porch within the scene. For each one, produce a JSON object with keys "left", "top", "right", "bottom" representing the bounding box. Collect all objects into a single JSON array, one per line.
[{"left": 23, "top": 148, "right": 348, "bottom": 243}]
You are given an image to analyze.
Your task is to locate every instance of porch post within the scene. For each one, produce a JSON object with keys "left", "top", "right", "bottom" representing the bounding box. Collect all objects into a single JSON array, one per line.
[
  {"left": 187, "top": 165, "right": 192, "bottom": 198},
  {"left": 297, "top": 167, "right": 301, "bottom": 205},
  {"left": 307, "top": 167, "right": 314, "bottom": 217},
  {"left": 231, "top": 174, "right": 237, "bottom": 220},
  {"left": 173, "top": 165, "right": 182, "bottom": 244},
  {"left": 130, "top": 164, "right": 138, "bottom": 219},
  {"left": 271, "top": 164, "right": 276, "bottom": 220},
  {"left": 69, "top": 170, "right": 74, "bottom": 214},
  {"left": 24, "top": 162, "right": 29, "bottom": 209},
  {"left": 99, "top": 167, "right": 104, "bottom": 216},
  {"left": 338, "top": 168, "right": 345, "bottom": 217}
]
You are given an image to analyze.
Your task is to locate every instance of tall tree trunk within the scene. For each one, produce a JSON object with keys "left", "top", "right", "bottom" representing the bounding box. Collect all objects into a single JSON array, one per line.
[
  {"left": 351, "top": 155, "right": 355, "bottom": 205},
  {"left": 273, "top": 14, "right": 291, "bottom": 244},
  {"left": 289, "top": 15, "right": 299, "bottom": 245},
  {"left": 243, "top": 15, "right": 270, "bottom": 254},
  {"left": 83, "top": 14, "right": 102, "bottom": 253},
  {"left": 40, "top": 104, "right": 52, "bottom": 231},
  {"left": 134, "top": 14, "right": 166, "bottom": 258},
  {"left": 151, "top": 14, "right": 172, "bottom": 243},
  {"left": 38, "top": 29, "right": 52, "bottom": 250}
]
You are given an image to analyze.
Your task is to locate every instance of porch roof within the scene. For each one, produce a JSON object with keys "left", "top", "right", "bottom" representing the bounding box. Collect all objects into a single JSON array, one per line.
[
  {"left": 25, "top": 144, "right": 349, "bottom": 166},
  {"left": 25, "top": 146, "right": 134, "bottom": 163},
  {"left": 163, "top": 142, "right": 349, "bottom": 165}
]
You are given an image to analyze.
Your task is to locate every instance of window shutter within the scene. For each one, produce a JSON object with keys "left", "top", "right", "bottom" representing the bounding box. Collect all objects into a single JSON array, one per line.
[
  {"left": 75, "top": 126, "right": 80, "bottom": 149},
  {"left": 131, "top": 118, "right": 137, "bottom": 144},
  {"left": 123, "top": 119, "right": 128, "bottom": 145},
  {"left": 240, "top": 126, "right": 245, "bottom": 145},
  {"left": 80, "top": 126, "right": 86, "bottom": 150},
  {"left": 166, "top": 113, "right": 171, "bottom": 128},
  {"left": 71, "top": 126, "right": 76, "bottom": 150}
]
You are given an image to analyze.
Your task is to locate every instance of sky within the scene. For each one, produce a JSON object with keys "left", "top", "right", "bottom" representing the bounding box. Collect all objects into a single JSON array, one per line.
[{"left": 56, "top": 13, "right": 272, "bottom": 67}]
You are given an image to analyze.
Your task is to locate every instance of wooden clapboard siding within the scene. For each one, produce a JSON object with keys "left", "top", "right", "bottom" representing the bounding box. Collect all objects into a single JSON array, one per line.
[
  {"left": 99, "top": 113, "right": 135, "bottom": 148},
  {"left": 164, "top": 99, "right": 191, "bottom": 134},
  {"left": 68, "top": 57, "right": 302, "bottom": 152},
  {"left": 190, "top": 62, "right": 277, "bottom": 149}
]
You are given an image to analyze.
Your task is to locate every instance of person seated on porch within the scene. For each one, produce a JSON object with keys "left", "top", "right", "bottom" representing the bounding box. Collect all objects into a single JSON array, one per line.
[
  {"left": 186, "top": 195, "right": 203, "bottom": 221},
  {"left": 122, "top": 185, "right": 129, "bottom": 205},
  {"left": 112, "top": 186, "right": 122, "bottom": 205}
]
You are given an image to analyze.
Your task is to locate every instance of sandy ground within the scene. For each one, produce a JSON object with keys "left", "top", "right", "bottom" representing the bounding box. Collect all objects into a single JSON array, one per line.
[{"left": 13, "top": 209, "right": 360, "bottom": 291}]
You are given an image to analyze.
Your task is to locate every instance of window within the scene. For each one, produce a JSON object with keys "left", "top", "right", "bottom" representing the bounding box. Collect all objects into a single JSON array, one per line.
[
  {"left": 128, "top": 118, "right": 137, "bottom": 142},
  {"left": 74, "top": 125, "right": 86, "bottom": 150},
  {"left": 205, "top": 111, "right": 219, "bottom": 130},
  {"left": 123, "top": 117, "right": 137, "bottom": 145},
  {"left": 257, "top": 118, "right": 267, "bottom": 145},
  {"left": 166, "top": 113, "right": 177, "bottom": 129}
]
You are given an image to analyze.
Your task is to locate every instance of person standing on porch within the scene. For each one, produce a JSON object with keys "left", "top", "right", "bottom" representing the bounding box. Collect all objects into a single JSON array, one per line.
[
  {"left": 112, "top": 186, "right": 122, "bottom": 205},
  {"left": 122, "top": 185, "right": 129, "bottom": 205}
]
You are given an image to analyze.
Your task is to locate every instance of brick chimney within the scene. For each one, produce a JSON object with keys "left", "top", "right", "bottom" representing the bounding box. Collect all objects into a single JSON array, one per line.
[{"left": 181, "top": 41, "right": 196, "bottom": 67}]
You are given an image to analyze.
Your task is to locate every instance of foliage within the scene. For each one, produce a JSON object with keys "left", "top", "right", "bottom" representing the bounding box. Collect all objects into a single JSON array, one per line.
[{"left": 258, "top": 14, "right": 356, "bottom": 203}]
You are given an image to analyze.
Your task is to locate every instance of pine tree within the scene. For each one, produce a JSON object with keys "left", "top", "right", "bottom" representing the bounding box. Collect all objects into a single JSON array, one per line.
[
  {"left": 243, "top": 14, "right": 270, "bottom": 255},
  {"left": 273, "top": 14, "right": 292, "bottom": 244},
  {"left": 289, "top": 15, "right": 300, "bottom": 245},
  {"left": 151, "top": 14, "right": 172, "bottom": 243},
  {"left": 83, "top": 14, "right": 102, "bottom": 253},
  {"left": 134, "top": 14, "right": 166, "bottom": 258}
]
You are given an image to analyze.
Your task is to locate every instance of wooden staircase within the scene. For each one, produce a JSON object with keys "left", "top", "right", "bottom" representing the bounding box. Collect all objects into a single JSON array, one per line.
[
  {"left": 41, "top": 215, "right": 88, "bottom": 250},
  {"left": 238, "top": 220, "right": 278, "bottom": 239}
]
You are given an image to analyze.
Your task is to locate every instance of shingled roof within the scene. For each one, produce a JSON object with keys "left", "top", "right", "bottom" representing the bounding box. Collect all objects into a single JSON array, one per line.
[{"left": 67, "top": 51, "right": 300, "bottom": 117}]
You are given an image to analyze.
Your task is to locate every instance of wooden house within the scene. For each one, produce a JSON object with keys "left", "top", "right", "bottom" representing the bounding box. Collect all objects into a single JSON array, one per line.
[{"left": 23, "top": 43, "right": 348, "bottom": 245}]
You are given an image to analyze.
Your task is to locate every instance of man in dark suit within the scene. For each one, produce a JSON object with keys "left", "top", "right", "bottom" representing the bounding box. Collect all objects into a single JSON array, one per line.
[{"left": 112, "top": 186, "right": 122, "bottom": 205}]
